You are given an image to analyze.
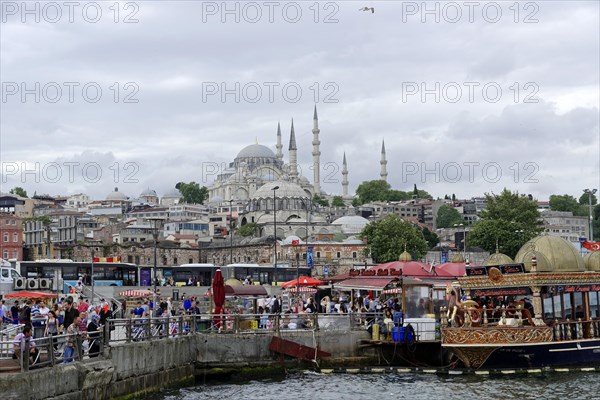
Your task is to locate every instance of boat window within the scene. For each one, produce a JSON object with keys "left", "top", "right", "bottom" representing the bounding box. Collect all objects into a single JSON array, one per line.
[
  {"left": 591, "top": 292, "right": 600, "bottom": 319},
  {"left": 572, "top": 292, "right": 584, "bottom": 319},
  {"left": 562, "top": 294, "right": 571, "bottom": 320}
]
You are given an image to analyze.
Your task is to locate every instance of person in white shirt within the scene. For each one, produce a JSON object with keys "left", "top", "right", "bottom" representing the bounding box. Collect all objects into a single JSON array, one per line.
[{"left": 38, "top": 301, "right": 50, "bottom": 317}]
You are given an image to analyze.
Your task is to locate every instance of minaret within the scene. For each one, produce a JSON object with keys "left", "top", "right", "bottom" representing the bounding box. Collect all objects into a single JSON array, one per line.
[
  {"left": 289, "top": 119, "right": 298, "bottom": 181},
  {"left": 380, "top": 139, "right": 388, "bottom": 182},
  {"left": 275, "top": 122, "right": 283, "bottom": 163},
  {"left": 342, "top": 152, "right": 349, "bottom": 197},
  {"left": 312, "top": 105, "right": 321, "bottom": 194}
]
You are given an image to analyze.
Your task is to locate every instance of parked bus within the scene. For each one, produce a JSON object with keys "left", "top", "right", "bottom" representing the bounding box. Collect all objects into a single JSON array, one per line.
[
  {"left": 19, "top": 260, "right": 139, "bottom": 292},
  {"left": 159, "top": 263, "right": 216, "bottom": 286},
  {"left": 223, "top": 263, "right": 311, "bottom": 285}
]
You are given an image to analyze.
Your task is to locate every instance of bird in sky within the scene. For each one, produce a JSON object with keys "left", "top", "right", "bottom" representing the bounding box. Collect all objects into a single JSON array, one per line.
[{"left": 359, "top": 7, "right": 375, "bottom": 13}]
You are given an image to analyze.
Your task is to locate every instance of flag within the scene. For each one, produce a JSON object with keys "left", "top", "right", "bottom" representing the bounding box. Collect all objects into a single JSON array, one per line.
[
  {"left": 582, "top": 241, "right": 600, "bottom": 251},
  {"left": 307, "top": 246, "right": 314, "bottom": 268},
  {"left": 291, "top": 239, "right": 300, "bottom": 246}
]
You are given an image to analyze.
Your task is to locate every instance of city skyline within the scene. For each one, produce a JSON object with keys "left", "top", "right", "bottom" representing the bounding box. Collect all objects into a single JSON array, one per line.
[{"left": 1, "top": 2, "right": 598, "bottom": 200}]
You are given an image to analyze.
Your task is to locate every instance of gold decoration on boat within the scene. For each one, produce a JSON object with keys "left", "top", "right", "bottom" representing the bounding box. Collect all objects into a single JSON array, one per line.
[{"left": 441, "top": 326, "right": 553, "bottom": 345}]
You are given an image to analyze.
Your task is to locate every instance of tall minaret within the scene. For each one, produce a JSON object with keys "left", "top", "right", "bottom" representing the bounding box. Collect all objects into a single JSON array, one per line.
[
  {"left": 275, "top": 122, "right": 283, "bottom": 163},
  {"left": 289, "top": 119, "right": 298, "bottom": 180},
  {"left": 380, "top": 139, "right": 388, "bottom": 182},
  {"left": 312, "top": 105, "right": 321, "bottom": 194},
  {"left": 342, "top": 152, "right": 349, "bottom": 197}
]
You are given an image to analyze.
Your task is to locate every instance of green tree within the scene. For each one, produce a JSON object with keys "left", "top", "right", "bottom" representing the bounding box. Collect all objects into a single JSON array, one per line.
[
  {"left": 579, "top": 193, "right": 598, "bottom": 206},
  {"left": 9, "top": 187, "right": 28, "bottom": 197},
  {"left": 331, "top": 196, "right": 345, "bottom": 207},
  {"left": 422, "top": 227, "right": 439, "bottom": 249},
  {"left": 359, "top": 215, "right": 428, "bottom": 263},
  {"left": 468, "top": 189, "right": 542, "bottom": 258},
  {"left": 175, "top": 182, "right": 209, "bottom": 204},
  {"left": 312, "top": 193, "right": 329, "bottom": 207},
  {"left": 387, "top": 190, "right": 411, "bottom": 201},
  {"left": 237, "top": 222, "right": 259, "bottom": 237},
  {"left": 436, "top": 205, "right": 464, "bottom": 228},
  {"left": 355, "top": 180, "right": 391, "bottom": 204},
  {"left": 413, "top": 184, "right": 418, "bottom": 197},
  {"left": 549, "top": 194, "right": 580, "bottom": 213}
]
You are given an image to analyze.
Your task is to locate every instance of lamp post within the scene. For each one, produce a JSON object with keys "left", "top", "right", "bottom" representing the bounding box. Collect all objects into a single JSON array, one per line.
[
  {"left": 228, "top": 199, "right": 234, "bottom": 265},
  {"left": 584, "top": 189, "right": 597, "bottom": 241},
  {"left": 148, "top": 218, "right": 164, "bottom": 308},
  {"left": 296, "top": 252, "right": 300, "bottom": 297},
  {"left": 272, "top": 186, "right": 279, "bottom": 285},
  {"left": 90, "top": 247, "right": 95, "bottom": 303},
  {"left": 453, "top": 223, "right": 465, "bottom": 258}
]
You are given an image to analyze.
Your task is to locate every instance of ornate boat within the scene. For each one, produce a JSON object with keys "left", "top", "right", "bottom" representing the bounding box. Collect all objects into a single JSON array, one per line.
[{"left": 441, "top": 236, "right": 600, "bottom": 369}]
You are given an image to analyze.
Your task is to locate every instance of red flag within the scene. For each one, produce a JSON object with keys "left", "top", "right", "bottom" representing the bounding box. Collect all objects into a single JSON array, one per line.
[
  {"left": 582, "top": 241, "right": 600, "bottom": 251},
  {"left": 291, "top": 239, "right": 300, "bottom": 246}
]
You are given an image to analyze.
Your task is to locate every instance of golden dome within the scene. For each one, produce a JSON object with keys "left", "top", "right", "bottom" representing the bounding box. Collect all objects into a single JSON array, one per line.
[
  {"left": 515, "top": 236, "right": 585, "bottom": 272},
  {"left": 482, "top": 252, "right": 513, "bottom": 266},
  {"left": 584, "top": 252, "right": 600, "bottom": 272},
  {"left": 224, "top": 278, "right": 243, "bottom": 286},
  {"left": 450, "top": 253, "right": 465, "bottom": 263},
  {"left": 399, "top": 251, "right": 412, "bottom": 262}
]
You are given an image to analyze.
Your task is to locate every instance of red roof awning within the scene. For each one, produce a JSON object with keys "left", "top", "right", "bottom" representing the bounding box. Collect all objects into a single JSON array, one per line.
[
  {"left": 4, "top": 291, "right": 57, "bottom": 299},
  {"left": 335, "top": 277, "right": 400, "bottom": 290}
]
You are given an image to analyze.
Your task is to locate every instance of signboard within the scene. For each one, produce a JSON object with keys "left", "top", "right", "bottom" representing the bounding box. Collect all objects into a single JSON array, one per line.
[
  {"left": 307, "top": 246, "right": 314, "bottom": 269},
  {"left": 472, "top": 287, "right": 531, "bottom": 297},
  {"left": 466, "top": 263, "right": 525, "bottom": 277}
]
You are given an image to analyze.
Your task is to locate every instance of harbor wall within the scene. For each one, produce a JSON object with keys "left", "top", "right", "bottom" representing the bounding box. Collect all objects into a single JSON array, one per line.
[{"left": 1, "top": 330, "right": 372, "bottom": 399}]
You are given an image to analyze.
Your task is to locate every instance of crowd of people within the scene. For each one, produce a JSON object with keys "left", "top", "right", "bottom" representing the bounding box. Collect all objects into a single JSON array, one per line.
[{"left": 2, "top": 296, "right": 117, "bottom": 364}]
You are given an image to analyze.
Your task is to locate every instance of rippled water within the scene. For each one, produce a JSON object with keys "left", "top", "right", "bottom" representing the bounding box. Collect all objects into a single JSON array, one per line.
[{"left": 148, "top": 371, "right": 599, "bottom": 400}]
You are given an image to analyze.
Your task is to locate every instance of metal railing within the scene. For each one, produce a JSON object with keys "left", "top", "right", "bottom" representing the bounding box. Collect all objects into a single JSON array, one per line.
[{"left": 1, "top": 330, "right": 104, "bottom": 372}]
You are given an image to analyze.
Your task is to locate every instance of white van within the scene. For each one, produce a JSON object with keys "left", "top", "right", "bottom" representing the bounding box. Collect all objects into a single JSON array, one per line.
[{"left": 0, "top": 264, "right": 22, "bottom": 296}]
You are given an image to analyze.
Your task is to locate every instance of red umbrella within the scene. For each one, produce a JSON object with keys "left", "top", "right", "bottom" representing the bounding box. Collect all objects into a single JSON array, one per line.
[
  {"left": 281, "top": 276, "right": 324, "bottom": 288},
  {"left": 212, "top": 269, "right": 225, "bottom": 327}
]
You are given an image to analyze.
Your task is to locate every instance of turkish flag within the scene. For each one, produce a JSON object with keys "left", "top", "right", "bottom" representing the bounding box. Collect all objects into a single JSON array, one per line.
[
  {"left": 292, "top": 240, "right": 300, "bottom": 246},
  {"left": 582, "top": 241, "right": 600, "bottom": 251}
]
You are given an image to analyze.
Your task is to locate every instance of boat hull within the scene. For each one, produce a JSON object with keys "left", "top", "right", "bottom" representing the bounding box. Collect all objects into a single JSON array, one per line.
[{"left": 444, "top": 339, "right": 600, "bottom": 369}]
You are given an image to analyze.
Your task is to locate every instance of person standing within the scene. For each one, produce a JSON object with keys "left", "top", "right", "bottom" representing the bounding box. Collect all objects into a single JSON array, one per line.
[
  {"left": 64, "top": 315, "right": 82, "bottom": 363},
  {"left": 11, "top": 301, "right": 19, "bottom": 325},
  {"left": 0, "top": 300, "right": 7, "bottom": 327},
  {"left": 44, "top": 311, "right": 59, "bottom": 351},
  {"left": 63, "top": 300, "right": 80, "bottom": 333}
]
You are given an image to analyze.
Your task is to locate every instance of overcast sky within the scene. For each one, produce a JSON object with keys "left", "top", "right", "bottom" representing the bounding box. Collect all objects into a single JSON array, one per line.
[{"left": 1, "top": 1, "right": 599, "bottom": 202}]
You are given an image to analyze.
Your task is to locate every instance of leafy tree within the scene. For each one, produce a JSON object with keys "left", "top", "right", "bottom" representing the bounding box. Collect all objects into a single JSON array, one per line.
[
  {"left": 355, "top": 180, "right": 391, "bottom": 204},
  {"left": 359, "top": 214, "right": 428, "bottom": 263},
  {"left": 422, "top": 227, "right": 439, "bottom": 249},
  {"left": 312, "top": 193, "right": 329, "bottom": 207},
  {"left": 175, "top": 182, "right": 209, "bottom": 204},
  {"left": 387, "top": 190, "right": 411, "bottom": 202},
  {"left": 237, "top": 222, "right": 259, "bottom": 237},
  {"left": 549, "top": 194, "right": 580, "bottom": 213},
  {"left": 331, "top": 196, "right": 345, "bottom": 207},
  {"left": 579, "top": 193, "right": 598, "bottom": 206},
  {"left": 436, "top": 205, "right": 464, "bottom": 228},
  {"left": 468, "top": 189, "right": 542, "bottom": 258},
  {"left": 413, "top": 184, "right": 418, "bottom": 196},
  {"left": 9, "top": 187, "right": 28, "bottom": 197}
]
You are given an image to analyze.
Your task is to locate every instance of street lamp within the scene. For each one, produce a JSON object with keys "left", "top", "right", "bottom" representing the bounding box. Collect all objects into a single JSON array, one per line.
[
  {"left": 228, "top": 199, "right": 234, "bottom": 265},
  {"left": 584, "top": 189, "right": 597, "bottom": 241},
  {"left": 272, "top": 186, "right": 279, "bottom": 285},
  {"left": 148, "top": 217, "right": 164, "bottom": 308}
]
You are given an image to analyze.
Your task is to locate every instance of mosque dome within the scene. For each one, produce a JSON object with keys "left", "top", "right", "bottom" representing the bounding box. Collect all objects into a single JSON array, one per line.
[
  {"left": 252, "top": 180, "right": 308, "bottom": 199},
  {"left": 106, "top": 187, "right": 128, "bottom": 201},
  {"left": 332, "top": 215, "right": 369, "bottom": 235},
  {"left": 140, "top": 188, "right": 157, "bottom": 197},
  {"left": 163, "top": 188, "right": 182, "bottom": 198},
  {"left": 482, "top": 251, "right": 513, "bottom": 266},
  {"left": 584, "top": 251, "right": 600, "bottom": 272},
  {"left": 514, "top": 236, "right": 585, "bottom": 272},
  {"left": 236, "top": 144, "right": 276, "bottom": 159},
  {"left": 450, "top": 253, "right": 465, "bottom": 263}
]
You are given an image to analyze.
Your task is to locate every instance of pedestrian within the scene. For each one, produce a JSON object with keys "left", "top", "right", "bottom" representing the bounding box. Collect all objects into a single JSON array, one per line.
[
  {"left": 13, "top": 325, "right": 38, "bottom": 363},
  {"left": 64, "top": 315, "right": 82, "bottom": 363}
]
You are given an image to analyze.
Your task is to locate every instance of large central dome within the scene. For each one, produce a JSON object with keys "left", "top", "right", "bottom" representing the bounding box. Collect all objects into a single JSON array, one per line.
[
  {"left": 236, "top": 144, "right": 276, "bottom": 159},
  {"left": 252, "top": 180, "right": 308, "bottom": 199}
]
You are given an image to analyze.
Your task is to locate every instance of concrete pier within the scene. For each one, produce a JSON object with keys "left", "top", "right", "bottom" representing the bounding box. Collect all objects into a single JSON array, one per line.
[{"left": 1, "top": 330, "right": 371, "bottom": 399}]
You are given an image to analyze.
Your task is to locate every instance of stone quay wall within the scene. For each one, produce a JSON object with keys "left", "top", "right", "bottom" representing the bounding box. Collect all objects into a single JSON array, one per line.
[{"left": 1, "top": 330, "right": 371, "bottom": 400}]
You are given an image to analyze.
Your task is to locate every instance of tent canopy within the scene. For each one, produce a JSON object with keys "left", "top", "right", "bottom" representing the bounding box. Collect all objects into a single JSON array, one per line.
[{"left": 281, "top": 276, "right": 324, "bottom": 288}]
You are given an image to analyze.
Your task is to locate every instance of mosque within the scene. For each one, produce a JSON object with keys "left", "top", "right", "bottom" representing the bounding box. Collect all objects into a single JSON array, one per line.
[{"left": 207, "top": 107, "right": 388, "bottom": 239}]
